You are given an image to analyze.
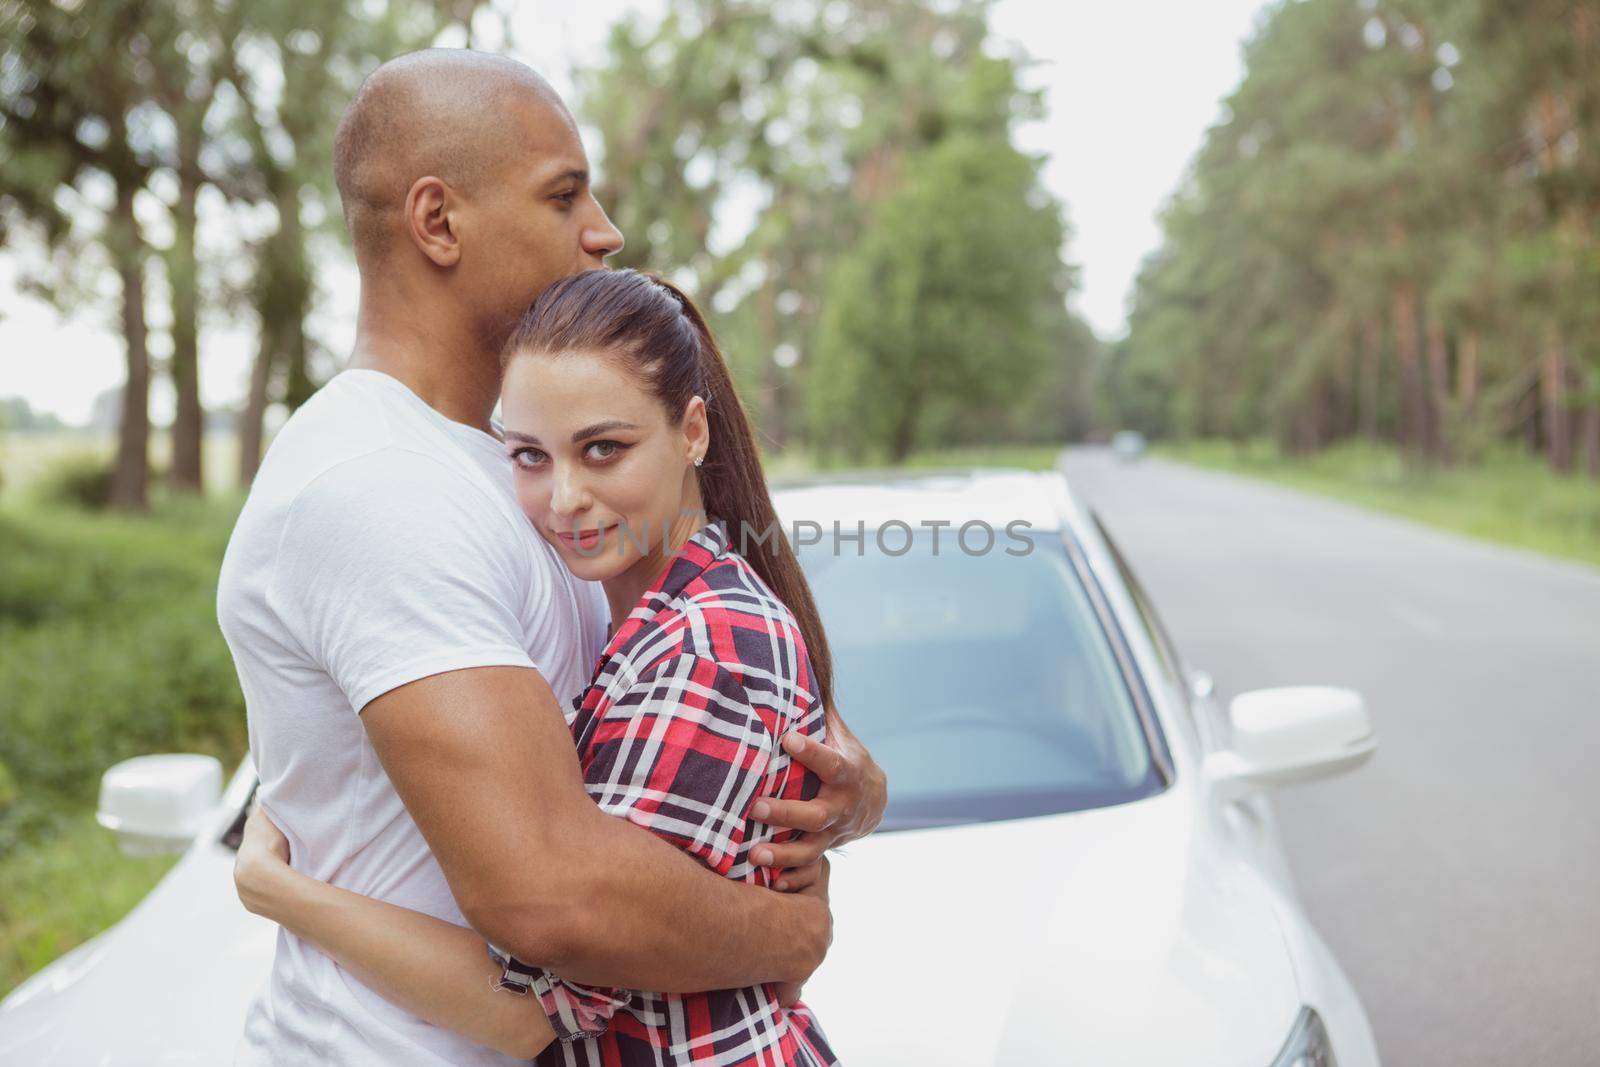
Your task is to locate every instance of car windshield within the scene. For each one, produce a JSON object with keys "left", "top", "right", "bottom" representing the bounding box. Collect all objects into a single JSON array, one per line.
[{"left": 800, "top": 529, "right": 1165, "bottom": 830}]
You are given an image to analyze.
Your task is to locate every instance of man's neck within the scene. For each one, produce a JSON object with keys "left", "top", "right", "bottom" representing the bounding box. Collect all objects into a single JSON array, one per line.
[{"left": 348, "top": 299, "right": 502, "bottom": 434}]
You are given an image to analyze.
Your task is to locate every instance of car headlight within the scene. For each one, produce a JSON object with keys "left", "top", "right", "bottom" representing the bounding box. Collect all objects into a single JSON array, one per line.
[{"left": 1269, "top": 1006, "right": 1338, "bottom": 1067}]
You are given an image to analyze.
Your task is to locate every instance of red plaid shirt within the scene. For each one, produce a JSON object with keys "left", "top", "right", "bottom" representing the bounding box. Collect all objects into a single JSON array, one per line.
[{"left": 493, "top": 521, "right": 838, "bottom": 1066}]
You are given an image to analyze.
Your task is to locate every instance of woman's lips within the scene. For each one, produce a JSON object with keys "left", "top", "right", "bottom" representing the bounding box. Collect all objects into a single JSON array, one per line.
[{"left": 556, "top": 525, "right": 615, "bottom": 551}]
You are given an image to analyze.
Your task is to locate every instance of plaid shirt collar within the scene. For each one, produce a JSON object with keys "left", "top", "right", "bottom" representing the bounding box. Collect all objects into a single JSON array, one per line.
[{"left": 601, "top": 519, "right": 729, "bottom": 663}]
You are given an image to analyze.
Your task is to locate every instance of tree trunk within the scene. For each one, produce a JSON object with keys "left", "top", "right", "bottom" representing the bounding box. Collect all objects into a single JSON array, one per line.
[
  {"left": 238, "top": 205, "right": 314, "bottom": 485},
  {"left": 1541, "top": 332, "right": 1572, "bottom": 472},
  {"left": 1457, "top": 328, "right": 1479, "bottom": 414},
  {"left": 169, "top": 159, "right": 204, "bottom": 493},
  {"left": 1425, "top": 312, "right": 1452, "bottom": 464},
  {"left": 237, "top": 334, "right": 274, "bottom": 487},
  {"left": 888, "top": 387, "right": 922, "bottom": 464},
  {"left": 1581, "top": 399, "right": 1600, "bottom": 479},
  {"left": 108, "top": 180, "right": 150, "bottom": 511},
  {"left": 1359, "top": 317, "right": 1382, "bottom": 442},
  {"left": 279, "top": 203, "right": 316, "bottom": 411},
  {"left": 283, "top": 298, "right": 311, "bottom": 410},
  {"left": 1391, "top": 283, "right": 1428, "bottom": 459}
]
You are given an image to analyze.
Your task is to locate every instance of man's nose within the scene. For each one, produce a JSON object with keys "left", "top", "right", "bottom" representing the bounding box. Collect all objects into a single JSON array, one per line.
[{"left": 582, "top": 197, "right": 624, "bottom": 262}]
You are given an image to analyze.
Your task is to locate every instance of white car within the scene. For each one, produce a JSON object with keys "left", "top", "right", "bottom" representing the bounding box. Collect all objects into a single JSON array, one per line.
[
  {"left": 0, "top": 469, "right": 1381, "bottom": 1066},
  {"left": 1111, "top": 430, "right": 1148, "bottom": 460}
]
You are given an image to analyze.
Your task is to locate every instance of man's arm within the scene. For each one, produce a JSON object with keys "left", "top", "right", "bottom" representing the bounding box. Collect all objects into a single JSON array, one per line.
[{"left": 361, "top": 664, "right": 830, "bottom": 991}]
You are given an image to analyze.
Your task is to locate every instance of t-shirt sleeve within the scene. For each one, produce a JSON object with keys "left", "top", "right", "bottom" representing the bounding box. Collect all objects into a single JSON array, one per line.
[{"left": 267, "top": 447, "right": 537, "bottom": 712}]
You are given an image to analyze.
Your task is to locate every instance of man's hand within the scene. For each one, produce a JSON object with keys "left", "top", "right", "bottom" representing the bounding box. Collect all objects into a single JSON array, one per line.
[{"left": 750, "top": 713, "right": 887, "bottom": 870}]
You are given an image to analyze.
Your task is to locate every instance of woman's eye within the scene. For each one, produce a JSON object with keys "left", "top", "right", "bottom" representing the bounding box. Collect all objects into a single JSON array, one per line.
[
  {"left": 586, "top": 441, "right": 621, "bottom": 461},
  {"left": 511, "top": 448, "right": 547, "bottom": 468}
]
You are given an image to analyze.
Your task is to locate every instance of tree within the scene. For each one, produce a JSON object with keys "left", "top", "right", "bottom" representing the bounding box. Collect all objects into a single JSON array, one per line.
[
  {"left": 1118, "top": 0, "right": 1600, "bottom": 477},
  {"left": 1, "top": 0, "right": 162, "bottom": 508},
  {"left": 579, "top": 0, "right": 1093, "bottom": 459},
  {"left": 808, "top": 133, "right": 1074, "bottom": 461},
  {"left": 143, "top": 0, "right": 243, "bottom": 493}
]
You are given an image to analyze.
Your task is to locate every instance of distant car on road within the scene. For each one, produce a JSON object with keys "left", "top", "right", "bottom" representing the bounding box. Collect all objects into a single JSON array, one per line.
[
  {"left": 1112, "top": 429, "right": 1148, "bottom": 459},
  {"left": 0, "top": 470, "right": 1381, "bottom": 1066}
]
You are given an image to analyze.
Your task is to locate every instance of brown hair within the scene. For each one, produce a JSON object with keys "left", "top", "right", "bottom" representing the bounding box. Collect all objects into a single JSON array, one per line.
[{"left": 503, "top": 269, "right": 834, "bottom": 711}]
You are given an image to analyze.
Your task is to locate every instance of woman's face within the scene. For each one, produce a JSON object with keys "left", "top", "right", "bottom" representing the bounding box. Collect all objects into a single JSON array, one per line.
[{"left": 501, "top": 349, "right": 707, "bottom": 586}]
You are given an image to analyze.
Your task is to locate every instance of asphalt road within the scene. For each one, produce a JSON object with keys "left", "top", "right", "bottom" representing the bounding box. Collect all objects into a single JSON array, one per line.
[{"left": 1057, "top": 447, "right": 1600, "bottom": 1067}]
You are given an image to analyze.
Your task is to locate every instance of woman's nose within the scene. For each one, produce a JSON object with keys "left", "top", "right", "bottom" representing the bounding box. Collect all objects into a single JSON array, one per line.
[{"left": 549, "top": 468, "right": 590, "bottom": 517}]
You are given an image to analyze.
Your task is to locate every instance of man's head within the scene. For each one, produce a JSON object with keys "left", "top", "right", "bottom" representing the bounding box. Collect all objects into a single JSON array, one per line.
[{"left": 334, "top": 49, "right": 623, "bottom": 347}]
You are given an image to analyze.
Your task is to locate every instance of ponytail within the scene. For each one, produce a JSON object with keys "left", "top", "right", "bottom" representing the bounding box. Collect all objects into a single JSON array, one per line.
[{"left": 664, "top": 280, "right": 835, "bottom": 712}]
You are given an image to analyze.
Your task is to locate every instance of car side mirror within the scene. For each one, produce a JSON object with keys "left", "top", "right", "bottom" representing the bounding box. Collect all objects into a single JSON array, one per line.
[
  {"left": 97, "top": 754, "right": 223, "bottom": 856},
  {"left": 1202, "top": 686, "right": 1376, "bottom": 801}
]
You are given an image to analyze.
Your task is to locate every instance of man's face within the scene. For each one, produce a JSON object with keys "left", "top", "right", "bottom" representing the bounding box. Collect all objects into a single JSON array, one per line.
[{"left": 458, "top": 97, "right": 623, "bottom": 338}]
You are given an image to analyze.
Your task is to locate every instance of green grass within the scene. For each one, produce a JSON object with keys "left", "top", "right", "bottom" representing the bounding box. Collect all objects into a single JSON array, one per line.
[
  {"left": 1156, "top": 438, "right": 1600, "bottom": 569},
  {"left": 0, "top": 492, "right": 247, "bottom": 997}
]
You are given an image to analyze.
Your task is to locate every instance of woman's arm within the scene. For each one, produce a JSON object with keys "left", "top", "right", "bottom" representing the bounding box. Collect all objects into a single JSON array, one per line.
[{"left": 233, "top": 805, "right": 555, "bottom": 1060}]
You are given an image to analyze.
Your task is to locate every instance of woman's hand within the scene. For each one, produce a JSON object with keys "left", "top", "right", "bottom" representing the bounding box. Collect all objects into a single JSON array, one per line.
[
  {"left": 751, "top": 716, "right": 886, "bottom": 870},
  {"left": 234, "top": 802, "right": 295, "bottom": 920},
  {"left": 771, "top": 857, "right": 830, "bottom": 1009}
]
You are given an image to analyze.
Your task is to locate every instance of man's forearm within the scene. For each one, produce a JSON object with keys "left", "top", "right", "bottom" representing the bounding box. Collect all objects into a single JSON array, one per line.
[
  {"left": 362, "top": 667, "right": 830, "bottom": 997},
  {"left": 478, "top": 804, "right": 826, "bottom": 993}
]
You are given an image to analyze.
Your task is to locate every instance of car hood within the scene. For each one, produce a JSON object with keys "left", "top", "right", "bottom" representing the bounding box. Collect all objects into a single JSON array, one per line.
[
  {"left": 802, "top": 787, "right": 1301, "bottom": 1065},
  {"left": 0, "top": 840, "right": 278, "bottom": 1065}
]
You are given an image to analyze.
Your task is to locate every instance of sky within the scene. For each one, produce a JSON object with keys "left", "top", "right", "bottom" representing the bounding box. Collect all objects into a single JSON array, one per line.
[{"left": 0, "top": 0, "right": 1271, "bottom": 426}]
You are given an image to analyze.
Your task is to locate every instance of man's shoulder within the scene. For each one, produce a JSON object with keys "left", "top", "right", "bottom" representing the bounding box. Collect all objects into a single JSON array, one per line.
[
  {"left": 250, "top": 375, "right": 500, "bottom": 525},
  {"left": 255, "top": 371, "right": 420, "bottom": 478},
  {"left": 227, "top": 383, "right": 529, "bottom": 594}
]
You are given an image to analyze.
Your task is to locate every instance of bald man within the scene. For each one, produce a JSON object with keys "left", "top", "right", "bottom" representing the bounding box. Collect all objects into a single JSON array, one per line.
[{"left": 218, "top": 50, "right": 884, "bottom": 1066}]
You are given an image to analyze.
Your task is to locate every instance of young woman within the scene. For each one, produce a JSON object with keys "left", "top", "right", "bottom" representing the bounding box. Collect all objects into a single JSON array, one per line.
[{"left": 233, "top": 269, "right": 839, "bottom": 1065}]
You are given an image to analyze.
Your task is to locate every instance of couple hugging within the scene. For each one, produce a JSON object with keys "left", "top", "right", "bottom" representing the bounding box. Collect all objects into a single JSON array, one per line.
[{"left": 218, "top": 48, "right": 886, "bottom": 1067}]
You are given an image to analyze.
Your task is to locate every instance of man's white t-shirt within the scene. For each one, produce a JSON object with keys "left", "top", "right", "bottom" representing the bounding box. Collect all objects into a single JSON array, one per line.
[{"left": 217, "top": 368, "right": 606, "bottom": 1066}]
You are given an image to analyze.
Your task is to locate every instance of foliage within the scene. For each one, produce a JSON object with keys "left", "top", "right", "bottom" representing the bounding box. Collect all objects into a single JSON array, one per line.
[
  {"left": 578, "top": 0, "right": 1098, "bottom": 458},
  {"left": 0, "top": 499, "right": 247, "bottom": 857},
  {"left": 1117, "top": 0, "right": 1600, "bottom": 477},
  {"left": 26, "top": 452, "right": 116, "bottom": 511},
  {"left": 0, "top": 0, "right": 483, "bottom": 500},
  {"left": 808, "top": 132, "right": 1076, "bottom": 461},
  {"left": 0, "top": 398, "right": 65, "bottom": 433}
]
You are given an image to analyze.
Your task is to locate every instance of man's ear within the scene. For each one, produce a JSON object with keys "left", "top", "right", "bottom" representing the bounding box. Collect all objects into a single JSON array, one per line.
[{"left": 404, "top": 176, "right": 462, "bottom": 268}]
